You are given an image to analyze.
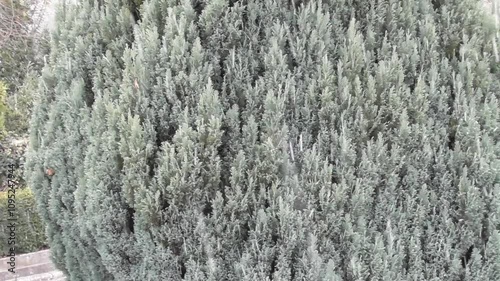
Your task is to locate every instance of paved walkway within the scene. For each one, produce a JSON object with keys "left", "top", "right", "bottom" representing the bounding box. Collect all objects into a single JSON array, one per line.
[{"left": 0, "top": 250, "right": 66, "bottom": 281}]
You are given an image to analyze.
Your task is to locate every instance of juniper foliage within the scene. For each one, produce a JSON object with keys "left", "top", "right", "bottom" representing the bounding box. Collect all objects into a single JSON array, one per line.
[{"left": 25, "top": 0, "right": 500, "bottom": 280}]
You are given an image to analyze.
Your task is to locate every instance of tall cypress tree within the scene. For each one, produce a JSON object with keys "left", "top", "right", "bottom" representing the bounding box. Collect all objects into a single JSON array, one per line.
[{"left": 25, "top": 0, "right": 499, "bottom": 280}]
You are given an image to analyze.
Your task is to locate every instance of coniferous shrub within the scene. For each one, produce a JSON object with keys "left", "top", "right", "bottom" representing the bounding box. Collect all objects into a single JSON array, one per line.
[{"left": 25, "top": 0, "right": 500, "bottom": 280}]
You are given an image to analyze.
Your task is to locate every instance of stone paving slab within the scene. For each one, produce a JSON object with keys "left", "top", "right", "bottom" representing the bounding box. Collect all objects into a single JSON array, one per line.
[
  {"left": 1, "top": 250, "right": 65, "bottom": 281},
  {"left": 4, "top": 270, "right": 66, "bottom": 281},
  {"left": 0, "top": 250, "right": 51, "bottom": 271},
  {"left": 0, "top": 262, "right": 57, "bottom": 280}
]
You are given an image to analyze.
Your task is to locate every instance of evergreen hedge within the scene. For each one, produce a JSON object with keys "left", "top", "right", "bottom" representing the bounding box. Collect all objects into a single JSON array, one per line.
[
  {"left": 0, "top": 188, "right": 47, "bottom": 256},
  {"left": 25, "top": 0, "right": 500, "bottom": 280}
]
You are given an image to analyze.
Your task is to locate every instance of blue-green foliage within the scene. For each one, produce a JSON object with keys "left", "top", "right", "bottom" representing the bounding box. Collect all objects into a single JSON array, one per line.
[{"left": 25, "top": 0, "right": 500, "bottom": 280}]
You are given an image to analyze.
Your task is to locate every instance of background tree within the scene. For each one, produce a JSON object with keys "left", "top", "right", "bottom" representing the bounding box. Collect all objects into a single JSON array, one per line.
[
  {"left": 25, "top": 0, "right": 500, "bottom": 280},
  {"left": 0, "top": 81, "right": 7, "bottom": 140},
  {"left": 1, "top": 0, "right": 50, "bottom": 134},
  {"left": 1, "top": 0, "right": 50, "bottom": 192},
  {"left": 1, "top": 0, "right": 49, "bottom": 90}
]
